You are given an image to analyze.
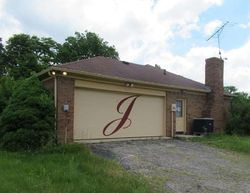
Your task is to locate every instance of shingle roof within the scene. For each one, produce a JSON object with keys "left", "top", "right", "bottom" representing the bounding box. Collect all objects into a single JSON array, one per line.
[{"left": 58, "top": 56, "right": 210, "bottom": 92}]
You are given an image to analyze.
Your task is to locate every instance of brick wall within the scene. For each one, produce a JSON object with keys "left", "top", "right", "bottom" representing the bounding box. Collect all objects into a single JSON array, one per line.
[
  {"left": 166, "top": 91, "right": 207, "bottom": 136},
  {"left": 43, "top": 76, "right": 75, "bottom": 144},
  {"left": 56, "top": 76, "right": 75, "bottom": 143}
]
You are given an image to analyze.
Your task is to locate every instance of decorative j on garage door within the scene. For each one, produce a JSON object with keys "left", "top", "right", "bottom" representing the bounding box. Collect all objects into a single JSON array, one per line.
[{"left": 74, "top": 88, "right": 165, "bottom": 140}]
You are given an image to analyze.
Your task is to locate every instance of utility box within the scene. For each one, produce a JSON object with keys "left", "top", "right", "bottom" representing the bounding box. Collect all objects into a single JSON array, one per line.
[
  {"left": 63, "top": 104, "right": 69, "bottom": 112},
  {"left": 171, "top": 104, "right": 176, "bottom": 112},
  {"left": 192, "top": 118, "right": 214, "bottom": 134}
]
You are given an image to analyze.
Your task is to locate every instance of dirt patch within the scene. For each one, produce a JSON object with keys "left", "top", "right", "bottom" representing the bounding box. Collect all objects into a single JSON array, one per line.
[{"left": 88, "top": 139, "right": 250, "bottom": 193}]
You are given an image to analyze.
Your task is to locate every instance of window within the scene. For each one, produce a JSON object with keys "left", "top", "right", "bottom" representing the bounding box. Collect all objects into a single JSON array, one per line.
[{"left": 176, "top": 100, "right": 183, "bottom": 117}]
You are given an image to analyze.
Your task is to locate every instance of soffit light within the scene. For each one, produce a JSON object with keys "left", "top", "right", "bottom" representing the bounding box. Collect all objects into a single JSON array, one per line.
[{"left": 62, "top": 71, "right": 67, "bottom": 76}]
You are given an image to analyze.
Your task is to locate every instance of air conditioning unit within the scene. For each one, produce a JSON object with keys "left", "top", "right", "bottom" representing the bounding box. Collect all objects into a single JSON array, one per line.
[{"left": 192, "top": 118, "right": 214, "bottom": 135}]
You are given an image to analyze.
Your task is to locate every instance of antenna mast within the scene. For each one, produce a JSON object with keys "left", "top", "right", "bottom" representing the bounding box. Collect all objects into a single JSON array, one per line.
[{"left": 207, "top": 21, "right": 229, "bottom": 59}]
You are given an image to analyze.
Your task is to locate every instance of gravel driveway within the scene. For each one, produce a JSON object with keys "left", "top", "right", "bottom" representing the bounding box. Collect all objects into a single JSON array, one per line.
[{"left": 89, "top": 139, "right": 250, "bottom": 193}]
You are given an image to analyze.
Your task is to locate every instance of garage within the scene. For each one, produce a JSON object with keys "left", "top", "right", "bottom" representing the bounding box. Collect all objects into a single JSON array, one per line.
[
  {"left": 74, "top": 85, "right": 165, "bottom": 141},
  {"left": 40, "top": 56, "right": 225, "bottom": 144}
]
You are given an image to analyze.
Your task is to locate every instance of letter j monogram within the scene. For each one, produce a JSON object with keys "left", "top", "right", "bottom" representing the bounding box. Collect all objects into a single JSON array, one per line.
[{"left": 103, "top": 95, "right": 140, "bottom": 136}]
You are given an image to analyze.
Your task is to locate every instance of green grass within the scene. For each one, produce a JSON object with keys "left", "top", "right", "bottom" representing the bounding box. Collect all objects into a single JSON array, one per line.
[
  {"left": 192, "top": 134, "right": 250, "bottom": 155},
  {"left": 0, "top": 144, "right": 154, "bottom": 193}
]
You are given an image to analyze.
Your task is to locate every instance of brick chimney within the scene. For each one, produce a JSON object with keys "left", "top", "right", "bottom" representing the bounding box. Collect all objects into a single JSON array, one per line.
[{"left": 205, "top": 57, "right": 225, "bottom": 132}]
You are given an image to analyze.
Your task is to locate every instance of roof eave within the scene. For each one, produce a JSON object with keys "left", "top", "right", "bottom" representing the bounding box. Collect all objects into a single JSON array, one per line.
[
  {"left": 37, "top": 67, "right": 211, "bottom": 93},
  {"left": 36, "top": 66, "right": 54, "bottom": 77}
]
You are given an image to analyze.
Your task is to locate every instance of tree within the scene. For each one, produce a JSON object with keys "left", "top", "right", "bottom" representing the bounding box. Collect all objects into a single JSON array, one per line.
[
  {"left": 4, "top": 34, "right": 59, "bottom": 79},
  {"left": 0, "top": 77, "right": 15, "bottom": 114},
  {"left": 0, "top": 37, "right": 6, "bottom": 76},
  {"left": 58, "top": 31, "right": 119, "bottom": 63},
  {"left": 225, "top": 86, "right": 250, "bottom": 135},
  {"left": 0, "top": 76, "right": 55, "bottom": 150},
  {"left": 224, "top": 86, "right": 237, "bottom": 94},
  {"left": 1, "top": 32, "right": 119, "bottom": 80}
]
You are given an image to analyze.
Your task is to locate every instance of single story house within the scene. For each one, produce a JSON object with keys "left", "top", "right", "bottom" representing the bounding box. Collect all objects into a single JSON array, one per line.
[{"left": 38, "top": 56, "right": 231, "bottom": 143}]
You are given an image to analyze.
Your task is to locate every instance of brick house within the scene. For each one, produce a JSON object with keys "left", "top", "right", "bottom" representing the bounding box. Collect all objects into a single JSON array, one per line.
[{"left": 38, "top": 56, "right": 231, "bottom": 143}]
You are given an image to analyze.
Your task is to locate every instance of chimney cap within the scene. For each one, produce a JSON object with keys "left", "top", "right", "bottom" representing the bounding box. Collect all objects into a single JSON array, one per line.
[{"left": 205, "top": 57, "right": 224, "bottom": 63}]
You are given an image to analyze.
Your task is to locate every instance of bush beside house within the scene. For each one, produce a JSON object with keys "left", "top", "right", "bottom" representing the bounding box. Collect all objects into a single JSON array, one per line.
[
  {"left": 0, "top": 77, "right": 15, "bottom": 114},
  {"left": 0, "top": 76, "right": 55, "bottom": 151}
]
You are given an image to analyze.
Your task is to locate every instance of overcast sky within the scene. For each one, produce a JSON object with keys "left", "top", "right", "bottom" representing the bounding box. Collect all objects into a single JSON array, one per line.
[{"left": 0, "top": 0, "right": 250, "bottom": 92}]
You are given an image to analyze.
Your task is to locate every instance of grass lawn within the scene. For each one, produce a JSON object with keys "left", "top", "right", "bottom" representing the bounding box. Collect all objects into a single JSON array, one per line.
[
  {"left": 0, "top": 144, "right": 154, "bottom": 193},
  {"left": 192, "top": 134, "right": 250, "bottom": 155}
]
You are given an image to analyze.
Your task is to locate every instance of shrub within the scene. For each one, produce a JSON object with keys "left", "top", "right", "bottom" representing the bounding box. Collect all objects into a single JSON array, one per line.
[
  {"left": 0, "top": 76, "right": 55, "bottom": 151},
  {"left": 226, "top": 91, "right": 250, "bottom": 135},
  {"left": 0, "top": 77, "right": 15, "bottom": 114}
]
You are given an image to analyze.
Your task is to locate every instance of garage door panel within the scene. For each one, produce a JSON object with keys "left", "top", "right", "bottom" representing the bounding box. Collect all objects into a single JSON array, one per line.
[{"left": 74, "top": 88, "right": 165, "bottom": 140}]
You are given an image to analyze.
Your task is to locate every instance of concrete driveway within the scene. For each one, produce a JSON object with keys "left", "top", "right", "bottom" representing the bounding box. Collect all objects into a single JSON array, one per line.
[{"left": 89, "top": 139, "right": 250, "bottom": 193}]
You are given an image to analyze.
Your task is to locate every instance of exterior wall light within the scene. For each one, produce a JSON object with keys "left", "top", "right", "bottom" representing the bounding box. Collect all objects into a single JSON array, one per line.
[
  {"left": 62, "top": 71, "right": 67, "bottom": 76},
  {"left": 125, "top": 82, "right": 134, "bottom": 87}
]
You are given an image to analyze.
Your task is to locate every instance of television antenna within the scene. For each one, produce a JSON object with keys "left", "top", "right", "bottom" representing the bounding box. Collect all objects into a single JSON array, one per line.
[{"left": 207, "top": 21, "right": 229, "bottom": 59}]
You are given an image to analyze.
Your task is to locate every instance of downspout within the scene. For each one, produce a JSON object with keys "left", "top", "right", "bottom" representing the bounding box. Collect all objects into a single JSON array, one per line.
[
  {"left": 54, "top": 75, "right": 58, "bottom": 143},
  {"left": 48, "top": 71, "right": 57, "bottom": 141},
  {"left": 171, "top": 104, "right": 176, "bottom": 138},
  {"left": 171, "top": 111, "right": 174, "bottom": 138},
  {"left": 54, "top": 75, "right": 57, "bottom": 111}
]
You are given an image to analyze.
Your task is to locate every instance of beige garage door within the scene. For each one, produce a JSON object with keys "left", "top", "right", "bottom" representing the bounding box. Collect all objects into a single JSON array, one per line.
[{"left": 74, "top": 88, "right": 165, "bottom": 140}]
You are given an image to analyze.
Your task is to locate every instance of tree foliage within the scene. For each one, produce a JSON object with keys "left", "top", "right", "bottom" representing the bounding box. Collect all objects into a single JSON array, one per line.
[
  {"left": 57, "top": 31, "right": 119, "bottom": 63},
  {"left": 225, "top": 86, "right": 250, "bottom": 135},
  {"left": 224, "top": 86, "right": 237, "bottom": 94},
  {"left": 3, "top": 34, "right": 59, "bottom": 79},
  {"left": 0, "top": 77, "right": 16, "bottom": 114},
  {"left": 0, "top": 37, "right": 6, "bottom": 76},
  {"left": 0, "top": 32, "right": 119, "bottom": 79},
  {"left": 0, "top": 76, "right": 55, "bottom": 151}
]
